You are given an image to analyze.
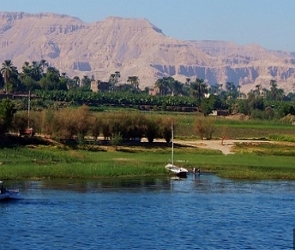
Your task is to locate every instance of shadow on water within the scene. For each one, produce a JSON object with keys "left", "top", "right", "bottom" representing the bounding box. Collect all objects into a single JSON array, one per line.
[{"left": 5, "top": 173, "right": 295, "bottom": 196}]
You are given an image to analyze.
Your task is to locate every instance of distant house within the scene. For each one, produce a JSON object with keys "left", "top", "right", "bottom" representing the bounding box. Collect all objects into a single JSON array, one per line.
[
  {"left": 91, "top": 80, "right": 110, "bottom": 92},
  {"left": 209, "top": 110, "right": 218, "bottom": 116},
  {"left": 149, "top": 87, "right": 159, "bottom": 96},
  {"left": 90, "top": 80, "right": 99, "bottom": 92},
  {"left": 209, "top": 110, "right": 229, "bottom": 116}
]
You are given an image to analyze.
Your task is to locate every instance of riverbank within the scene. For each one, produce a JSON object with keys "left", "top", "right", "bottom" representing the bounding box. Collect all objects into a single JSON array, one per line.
[{"left": 1, "top": 136, "right": 295, "bottom": 180}]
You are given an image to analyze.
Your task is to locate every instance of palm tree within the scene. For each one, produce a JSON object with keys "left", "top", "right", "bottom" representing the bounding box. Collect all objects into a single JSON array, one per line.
[
  {"left": 209, "top": 84, "right": 219, "bottom": 95},
  {"left": 114, "top": 71, "right": 120, "bottom": 83},
  {"left": 81, "top": 75, "right": 90, "bottom": 87},
  {"left": 20, "top": 61, "right": 42, "bottom": 82},
  {"left": 168, "top": 78, "right": 183, "bottom": 96},
  {"left": 127, "top": 76, "right": 139, "bottom": 91},
  {"left": 1, "top": 60, "right": 14, "bottom": 92},
  {"left": 269, "top": 80, "right": 284, "bottom": 101},
  {"left": 109, "top": 73, "right": 116, "bottom": 91},
  {"left": 155, "top": 78, "right": 167, "bottom": 95},
  {"left": 155, "top": 77, "right": 170, "bottom": 96},
  {"left": 237, "top": 85, "right": 241, "bottom": 99},
  {"left": 73, "top": 76, "right": 80, "bottom": 87},
  {"left": 31, "top": 61, "right": 42, "bottom": 81},
  {"left": 190, "top": 78, "right": 208, "bottom": 105},
  {"left": 255, "top": 84, "right": 261, "bottom": 96},
  {"left": 39, "top": 59, "right": 48, "bottom": 74}
]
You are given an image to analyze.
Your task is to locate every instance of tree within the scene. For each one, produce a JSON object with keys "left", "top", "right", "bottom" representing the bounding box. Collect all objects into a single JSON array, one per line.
[
  {"left": 109, "top": 71, "right": 120, "bottom": 92},
  {"left": 190, "top": 78, "right": 208, "bottom": 106},
  {"left": 75, "top": 105, "right": 92, "bottom": 143},
  {"left": 73, "top": 76, "right": 80, "bottom": 87},
  {"left": 161, "top": 118, "right": 174, "bottom": 143},
  {"left": 22, "top": 76, "right": 39, "bottom": 92},
  {"left": 155, "top": 78, "right": 169, "bottom": 96},
  {"left": 268, "top": 80, "right": 284, "bottom": 101},
  {"left": 194, "top": 117, "right": 215, "bottom": 140},
  {"left": 0, "top": 73, "right": 4, "bottom": 90},
  {"left": 181, "top": 78, "right": 191, "bottom": 96},
  {"left": 90, "top": 115, "right": 101, "bottom": 141},
  {"left": 145, "top": 116, "right": 161, "bottom": 142},
  {"left": 39, "top": 59, "right": 48, "bottom": 74},
  {"left": 0, "top": 98, "right": 16, "bottom": 134},
  {"left": 111, "top": 132, "right": 122, "bottom": 150},
  {"left": 209, "top": 84, "right": 219, "bottom": 95},
  {"left": 200, "top": 95, "right": 219, "bottom": 115},
  {"left": 225, "top": 82, "right": 239, "bottom": 99},
  {"left": 114, "top": 71, "right": 120, "bottom": 83},
  {"left": 168, "top": 78, "right": 183, "bottom": 96},
  {"left": 20, "top": 61, "right": 42, "bottom": 82},
  {"left": 40, "top": 66, "right": 64, "bottom": 90},
  {"left": 30, "top": 61, "right": 42, "bottom": 81},
  {"left": 127, "top": 76, "right": 140, "bottom": 91},
  {"left": 254, "top": 84, "right": 261, "bottom": 96},
  {"left": 1, "top": 60, "right": 14, "bottom": 92}
]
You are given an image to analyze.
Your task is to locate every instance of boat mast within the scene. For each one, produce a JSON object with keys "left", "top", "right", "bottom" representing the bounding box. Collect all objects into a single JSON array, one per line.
[
  {"left": 27, "top": 90, "right": 31, "bottom": 128},
  {"left": 171, "top": 122, "right": 174, "bottom": 166}
]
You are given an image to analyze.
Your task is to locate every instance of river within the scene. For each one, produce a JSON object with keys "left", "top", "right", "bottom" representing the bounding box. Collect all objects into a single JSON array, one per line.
[{"left": 1, "top": 174, "right": 294, "bottom": 249}]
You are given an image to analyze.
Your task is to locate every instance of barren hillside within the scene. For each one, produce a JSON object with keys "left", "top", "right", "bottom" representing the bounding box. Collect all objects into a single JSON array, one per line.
[{"left": 0, "top": 12, "right": 295, "bottom": 92}]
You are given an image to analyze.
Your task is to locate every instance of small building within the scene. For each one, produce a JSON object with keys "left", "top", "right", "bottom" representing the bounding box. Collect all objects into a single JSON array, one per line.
[{"left": 149, "top": 87, "right": 159, "bottom": 96}]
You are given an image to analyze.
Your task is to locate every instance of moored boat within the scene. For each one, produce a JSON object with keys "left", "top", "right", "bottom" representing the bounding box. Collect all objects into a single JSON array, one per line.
[
  {"left": 0, "top": 193, "right": 10, "bottom": 200},
  {"left": 164, "top": 123, "right": 188, "bottom": 178},
  {"left": 0, "top": 181, "right": 23, "bottom": 201},
  {"left": 165, "top": 163, "right": 188, "bottom": 178}
]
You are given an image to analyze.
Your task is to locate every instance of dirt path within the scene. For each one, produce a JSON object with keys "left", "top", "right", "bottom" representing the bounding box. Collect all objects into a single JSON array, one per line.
[{"left": 174, "top": 139, "right": 273, "bottom": 155}]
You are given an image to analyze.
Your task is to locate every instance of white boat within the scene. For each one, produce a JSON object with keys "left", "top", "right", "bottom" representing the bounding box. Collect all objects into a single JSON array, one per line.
[
  {"left": 165, "top": 163, "right": 188, "bottom": 178},
  {"left": 165, "top": 124, "right": 188, "bottom": 178},
  {"left": 0, "top": 181, "right": 23, "bottom": 201}
]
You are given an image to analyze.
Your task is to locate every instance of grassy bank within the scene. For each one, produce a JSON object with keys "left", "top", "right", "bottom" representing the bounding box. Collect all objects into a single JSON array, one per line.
[{"left": 1, "top": 140, "right": 295, "bottom": 180}]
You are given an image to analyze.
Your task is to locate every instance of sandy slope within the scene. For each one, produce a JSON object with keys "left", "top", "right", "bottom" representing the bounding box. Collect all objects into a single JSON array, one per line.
[{"left": 174, "top": 139, "right": 273, "bottom": 155}]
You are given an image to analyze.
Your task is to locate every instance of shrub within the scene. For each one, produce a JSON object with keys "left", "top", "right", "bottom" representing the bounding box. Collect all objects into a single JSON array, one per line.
[{"left": 194, "top": 117, "right": 215, "bottom": 140}]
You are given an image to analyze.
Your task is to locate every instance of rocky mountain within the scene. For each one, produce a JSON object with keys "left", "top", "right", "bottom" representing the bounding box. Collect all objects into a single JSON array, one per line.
[{"left": 0, "top": 11, "right": 295, "bottom": 93}]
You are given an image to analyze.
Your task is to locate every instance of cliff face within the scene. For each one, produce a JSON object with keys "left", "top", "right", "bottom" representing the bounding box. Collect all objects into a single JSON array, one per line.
[{"left": 0, "top": 12, "right": 295, "bottom": 92}]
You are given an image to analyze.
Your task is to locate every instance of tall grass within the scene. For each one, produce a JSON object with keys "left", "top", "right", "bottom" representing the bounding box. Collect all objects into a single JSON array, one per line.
[{"left": 1, "top": 142, "right": 295, "bottom": 180}]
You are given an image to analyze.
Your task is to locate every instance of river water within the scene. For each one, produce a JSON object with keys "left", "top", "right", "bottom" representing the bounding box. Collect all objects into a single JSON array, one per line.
[{"left": 1, "top": 174, "right": 294, "bottom": 250}]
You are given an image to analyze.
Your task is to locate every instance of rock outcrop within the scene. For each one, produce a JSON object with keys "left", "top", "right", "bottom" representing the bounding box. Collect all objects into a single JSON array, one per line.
[{"left": 0, "top": 12, "right": 295, "bottom": 93}]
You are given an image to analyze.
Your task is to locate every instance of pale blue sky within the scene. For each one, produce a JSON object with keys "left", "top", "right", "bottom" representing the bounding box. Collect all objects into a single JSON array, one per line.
[{"left": 1, "top": 0, "right": 294, "bottom": 51}]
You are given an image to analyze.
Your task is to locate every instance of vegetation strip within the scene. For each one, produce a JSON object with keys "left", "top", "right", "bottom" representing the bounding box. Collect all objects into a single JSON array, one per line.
[{"left": 1, "top": 140, "right": 295, "bottom": 180}]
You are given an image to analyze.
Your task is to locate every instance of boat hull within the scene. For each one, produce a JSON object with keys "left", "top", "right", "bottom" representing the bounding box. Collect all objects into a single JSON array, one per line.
[
  {"left": 0, "top": 193, "right": 10, "bottom": 200},
  {"left": 176, "top": 171, "right": 187, "bottom": 178},
  {"left": 0, "top": 191, "right": 23, "bottom": 201},
  {"left": 165, "top": 164, "right": 188, "bottom": 178}
]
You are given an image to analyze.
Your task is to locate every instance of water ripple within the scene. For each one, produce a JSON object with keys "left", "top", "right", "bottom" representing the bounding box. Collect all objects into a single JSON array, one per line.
[{"left": 1, "top": 176, "right": 295, "bottom": 249}]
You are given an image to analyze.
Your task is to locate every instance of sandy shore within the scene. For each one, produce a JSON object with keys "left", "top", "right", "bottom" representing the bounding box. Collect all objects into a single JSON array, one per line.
[{"left": 173, "top": 139, "right": 273, "bottom": 155}]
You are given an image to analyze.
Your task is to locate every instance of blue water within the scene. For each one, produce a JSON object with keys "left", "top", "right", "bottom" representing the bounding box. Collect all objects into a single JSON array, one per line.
[{"left": 1, "top": 175, "right": 295, "bottom": 250}]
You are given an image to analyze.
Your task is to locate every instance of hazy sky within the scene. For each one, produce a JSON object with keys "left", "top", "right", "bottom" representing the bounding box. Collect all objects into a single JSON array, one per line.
[{"left": 1, "top": 0, "right": 294, "bottom": 51}]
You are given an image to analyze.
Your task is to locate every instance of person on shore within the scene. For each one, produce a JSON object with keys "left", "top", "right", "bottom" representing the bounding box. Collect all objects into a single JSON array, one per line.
[
  {"left": 193, "top": 168, "right": 201, "bottom": 176},
  {"left": 193, "top": 168, "right": 201, "bottom": 177}
]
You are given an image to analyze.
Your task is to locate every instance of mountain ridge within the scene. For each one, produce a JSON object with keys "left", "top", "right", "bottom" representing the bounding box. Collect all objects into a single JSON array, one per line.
[{"left": 0, "top": 11, "right": 294, "bottom": 93}]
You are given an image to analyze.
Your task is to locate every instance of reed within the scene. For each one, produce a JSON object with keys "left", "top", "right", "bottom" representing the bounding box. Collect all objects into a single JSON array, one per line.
[{"left": 1, "top": 142, "right": 295, "bottom": 180}]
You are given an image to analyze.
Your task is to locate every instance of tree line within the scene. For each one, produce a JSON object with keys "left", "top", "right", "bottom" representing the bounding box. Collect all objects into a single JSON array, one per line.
[
  {"left": 1, "top": 59, "right": 295, "bottom": 120},
  {"left": 0, "top": 100, "right": 196, "bottom": 143}
]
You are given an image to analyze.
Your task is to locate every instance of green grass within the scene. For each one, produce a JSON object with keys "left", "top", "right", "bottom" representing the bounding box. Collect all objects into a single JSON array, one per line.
[
  {"left": 2, "top": 114, "right": 295, "bottom": 181},
  {"left": 1, "top": 141, "right": 295, "bottom": 180},
  {"left": 171, "top": 115, "right": 295, "bottom": 139}
]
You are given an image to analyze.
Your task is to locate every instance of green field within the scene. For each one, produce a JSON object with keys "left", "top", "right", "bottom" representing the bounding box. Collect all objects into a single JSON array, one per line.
[
  {"left": 1, "top": 113, "right": 295, "bottom": 181},
  {"left": 1, "top": 136, "right": 295, "bottom": 180}
]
